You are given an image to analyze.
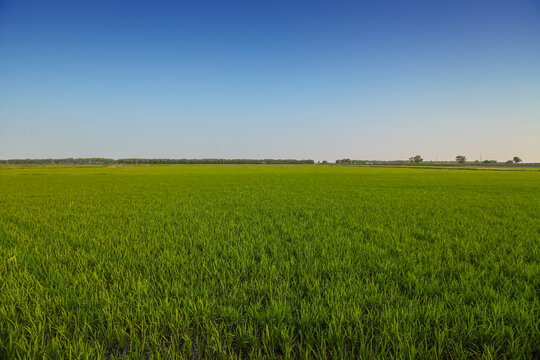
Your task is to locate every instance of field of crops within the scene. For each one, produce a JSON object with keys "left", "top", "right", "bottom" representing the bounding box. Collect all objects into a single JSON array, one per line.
[{"left": 1, "top": 165, "right": 538, "bottom": 359}]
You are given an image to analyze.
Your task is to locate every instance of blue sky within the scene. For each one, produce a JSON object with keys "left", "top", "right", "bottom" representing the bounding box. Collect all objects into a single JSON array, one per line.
[{"left": 1, "top": 0, "right": 539, "bottom": 161}]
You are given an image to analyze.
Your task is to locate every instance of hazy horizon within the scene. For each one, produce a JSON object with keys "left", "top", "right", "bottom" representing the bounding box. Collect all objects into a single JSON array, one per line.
[{"left": 1, "top": 0, "right": 539, "bottom": 162}]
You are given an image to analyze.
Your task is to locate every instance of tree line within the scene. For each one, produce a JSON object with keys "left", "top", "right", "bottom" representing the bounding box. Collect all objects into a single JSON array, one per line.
[
  {"left": 454, "top": 155, "right": 522, "bottom": 164},
  {"left": 0, "top": 158, "right": 315, "bottom": 165},
  {"left": 336, "top": 155, "right": 529, "bottom": 166},
  {"left": 118, "top": 159, "right": 315, "bottom": 165}
]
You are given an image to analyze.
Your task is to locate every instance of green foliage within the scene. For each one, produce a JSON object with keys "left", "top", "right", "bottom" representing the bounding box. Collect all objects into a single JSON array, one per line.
[
  {"left": 456, "top": 155, "right": 466, "bottom": 164},
  {"left": 408, "top": 155, "right": 423, "bottom": 164},
  {"left": 0, "top": 158, "right": 315, "bottom": 165},
  {"left": 513, "top": 156, "right": 522, "bottom": 164},
  {"left": 1, "top": 165, "right": 539, "bottom": 359}
]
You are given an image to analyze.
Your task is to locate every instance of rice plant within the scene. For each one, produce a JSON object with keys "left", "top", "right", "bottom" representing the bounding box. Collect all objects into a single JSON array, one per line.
[{"left": 1, "top": 165, "right": 538, "bottom": 359}]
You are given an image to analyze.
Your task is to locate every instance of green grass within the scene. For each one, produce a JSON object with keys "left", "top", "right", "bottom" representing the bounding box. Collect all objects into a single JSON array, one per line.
[{"left": 1, "top": 165, "right": 539, "bottom": 359}]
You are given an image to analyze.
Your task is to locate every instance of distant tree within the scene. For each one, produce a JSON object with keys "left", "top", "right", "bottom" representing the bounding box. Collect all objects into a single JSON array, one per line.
[
  {"left": 410, "top": 155, "right": 423, "bottom": 164},
  {"left": 455, "top": 155, "right": 466, "bottom": 164},
  {"left": 322, "top": 160, "right": 328, "bottom": 165},
  {"left": 513, "top": 156, "right": 522, "bottom": 164},
  {"left": 505, "top": 160, "right": 513, "bottom": 164}
]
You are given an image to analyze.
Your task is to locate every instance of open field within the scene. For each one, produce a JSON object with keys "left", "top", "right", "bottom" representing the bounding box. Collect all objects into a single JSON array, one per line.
[{"left": 1, "top": 165, "right": 539, "bottom": 359}]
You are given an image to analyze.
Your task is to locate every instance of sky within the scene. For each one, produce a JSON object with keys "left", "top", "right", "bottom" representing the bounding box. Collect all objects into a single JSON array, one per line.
[{"left": 1, "top": 0, "right": 539, "bottom": 162}]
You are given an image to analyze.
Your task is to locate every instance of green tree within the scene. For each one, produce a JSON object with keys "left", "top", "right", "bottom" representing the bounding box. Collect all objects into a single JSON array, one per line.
[
  {"left": 410, "top": 155, "right": 423, "bottom": 164},
  {"left": 513, "top": 156, "right": 522, "bottom": 164},
  {"left": 455, "top": 155, "right": 466, "bottom": 164}
]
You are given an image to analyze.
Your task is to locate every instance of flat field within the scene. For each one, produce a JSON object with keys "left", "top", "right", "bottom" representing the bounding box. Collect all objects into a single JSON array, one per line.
[{"left": 0, "top": 165, "right": 538, "bottom": 359}]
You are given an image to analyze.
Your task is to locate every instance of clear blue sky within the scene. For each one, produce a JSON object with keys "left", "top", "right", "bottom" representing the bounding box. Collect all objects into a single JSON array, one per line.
[{"left": 1, "top": 0, "right": 539, "bottom": 161}]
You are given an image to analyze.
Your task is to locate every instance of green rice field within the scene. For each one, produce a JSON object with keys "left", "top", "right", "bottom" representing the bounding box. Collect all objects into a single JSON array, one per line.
[{"left": 1, "top": 165, "right": 539, "bottom": 359}]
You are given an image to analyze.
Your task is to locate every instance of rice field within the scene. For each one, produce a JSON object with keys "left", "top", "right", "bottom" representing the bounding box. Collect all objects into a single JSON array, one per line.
[{"left": 0, "top": 165, "right": 539, "bottom": 359}]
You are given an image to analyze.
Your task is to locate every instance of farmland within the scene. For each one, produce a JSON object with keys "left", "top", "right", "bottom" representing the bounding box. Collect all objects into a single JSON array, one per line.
[{"left": 0, "top": 165, "right": 539, "bottom": 359}]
